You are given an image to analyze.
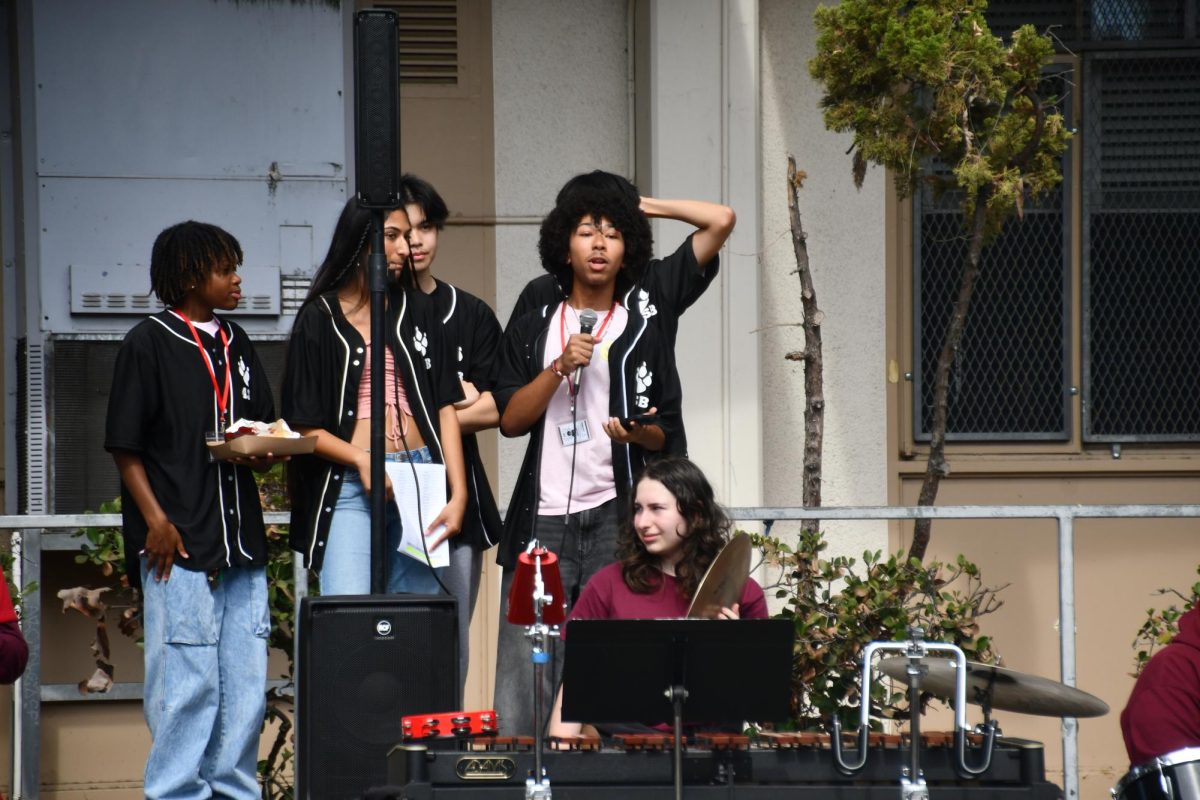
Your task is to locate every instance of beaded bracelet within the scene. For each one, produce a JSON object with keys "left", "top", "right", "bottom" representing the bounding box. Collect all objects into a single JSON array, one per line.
[{"left": 549, "top": 359, "right": 569, "bottom": 379}]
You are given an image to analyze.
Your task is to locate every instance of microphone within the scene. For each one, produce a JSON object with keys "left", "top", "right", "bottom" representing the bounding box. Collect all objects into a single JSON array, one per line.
[{"left": 573, "top": 308, "right": 598, "bottom": 386}]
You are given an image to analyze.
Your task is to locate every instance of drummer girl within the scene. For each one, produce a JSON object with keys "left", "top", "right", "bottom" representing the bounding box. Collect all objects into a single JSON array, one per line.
[{"left": 548, "top": 456, "right": 767, "bottom": 737}]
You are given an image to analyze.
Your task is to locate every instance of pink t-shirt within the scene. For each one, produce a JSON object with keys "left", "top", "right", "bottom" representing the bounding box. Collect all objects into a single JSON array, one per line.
[
  {"left": 563, "top": 561, "right": 768, "bottom": 634},
  {"left": 538, "top": 302, "right": 629, "bottom": 515}
]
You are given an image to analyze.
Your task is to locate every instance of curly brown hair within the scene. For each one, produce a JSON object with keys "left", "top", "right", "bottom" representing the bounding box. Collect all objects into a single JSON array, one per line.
[{"left": 617, "top": 457, "right": 731, "bottom": 601}]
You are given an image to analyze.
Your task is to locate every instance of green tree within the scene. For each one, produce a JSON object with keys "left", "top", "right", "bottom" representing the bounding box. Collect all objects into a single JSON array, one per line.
[{"left": 809, "top": 0, "right": 1071, "bottom": 560}]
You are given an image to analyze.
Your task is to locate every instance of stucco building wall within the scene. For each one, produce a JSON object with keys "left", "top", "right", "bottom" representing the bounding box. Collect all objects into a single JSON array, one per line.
[{"left": 759, "top": 0, "right": 889, "bottom": 555}]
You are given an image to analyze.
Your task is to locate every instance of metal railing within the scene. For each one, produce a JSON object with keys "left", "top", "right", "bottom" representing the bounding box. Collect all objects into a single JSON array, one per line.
[{"left": 4, "top": 503, "right": 1199, "bottom": 799}]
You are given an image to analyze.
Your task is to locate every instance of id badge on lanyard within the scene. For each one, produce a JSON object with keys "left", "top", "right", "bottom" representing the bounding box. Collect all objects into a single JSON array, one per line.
[
  {"left": 171, "top": 311, "right": 232, "bottom": 460},
  {"left": 557, "top": 418, "right": 591, "bottom": 448}
]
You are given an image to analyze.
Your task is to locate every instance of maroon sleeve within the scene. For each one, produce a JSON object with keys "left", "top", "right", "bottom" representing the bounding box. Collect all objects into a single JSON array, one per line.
[
  {"left": 0, "top": 567, "right": 18, "bottom": 624},
  {"left": 739, "top": 578, "right": 769, "bottom": 620},
  {"left": 0, "top": 621, "right": 28, "bottom": 684},
  {"left": 1120, "top": 645, "right": 1200, "bottom": 765}
]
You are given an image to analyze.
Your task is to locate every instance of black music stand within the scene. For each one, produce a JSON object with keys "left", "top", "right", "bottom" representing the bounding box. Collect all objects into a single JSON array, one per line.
[{"left": 562, "top": 619, "right": 794, "bottom": 799}]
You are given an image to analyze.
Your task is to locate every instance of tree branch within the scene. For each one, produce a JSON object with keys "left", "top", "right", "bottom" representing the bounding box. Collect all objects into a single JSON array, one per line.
[
  {"left": 787, "top": 156, "right": 826, "bottom": 537},
  {"left": 909, "top": 184, "right": 991, "bottom": 562}
]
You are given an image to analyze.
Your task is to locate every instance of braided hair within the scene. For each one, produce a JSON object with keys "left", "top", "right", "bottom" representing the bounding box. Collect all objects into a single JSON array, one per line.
[
  {"left": 149, "top": 221, "right": 242, "bottom": 308},
  {"left": 617, "top": 457, "right": 731, "bottom": 600},
  {"left": 303, "top": 198, "right": 374, "bottom": 308}
]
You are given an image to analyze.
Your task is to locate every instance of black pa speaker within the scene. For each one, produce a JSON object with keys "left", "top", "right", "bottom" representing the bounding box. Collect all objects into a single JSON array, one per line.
[
  {"left": 297, "top": 595, "right": 459, "bottom": 800},
  {"left": 354, "top": 9, "right": 402, "bottom": 209}
]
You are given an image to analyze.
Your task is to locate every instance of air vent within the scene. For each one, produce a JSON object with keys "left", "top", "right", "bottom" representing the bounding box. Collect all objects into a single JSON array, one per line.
[
  {"left": 282, "top": 273, "right": 312, "bottom": 314},
  {"left": 69, "top": 265, "right": 282, "bottom": 316},
  {"left": 374, "top": 0, "right": 458, "bottom": 85},
  {"left": 19, "top": 340, "right": 47, "bottom": 514}
]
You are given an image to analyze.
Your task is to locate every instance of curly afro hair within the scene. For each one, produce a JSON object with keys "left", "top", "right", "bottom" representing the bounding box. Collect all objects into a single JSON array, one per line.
[{"left": 537, "top": 170, "right": 653, "bottom": 297}]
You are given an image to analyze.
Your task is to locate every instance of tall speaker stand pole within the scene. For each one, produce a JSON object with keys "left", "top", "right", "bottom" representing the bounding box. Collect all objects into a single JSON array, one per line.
[{"left": 368, "top": 210, "right": 387, "bottom": 595}]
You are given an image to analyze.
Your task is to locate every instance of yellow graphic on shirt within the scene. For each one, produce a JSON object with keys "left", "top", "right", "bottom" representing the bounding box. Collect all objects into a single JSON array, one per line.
[{"left": 599, "top": 340, "right": 613, "bottom": 361}]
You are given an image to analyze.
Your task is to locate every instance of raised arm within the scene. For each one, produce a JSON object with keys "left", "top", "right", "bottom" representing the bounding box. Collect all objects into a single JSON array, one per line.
[{"left": 639, "top": 197, "right": 736, "bottom": 268}]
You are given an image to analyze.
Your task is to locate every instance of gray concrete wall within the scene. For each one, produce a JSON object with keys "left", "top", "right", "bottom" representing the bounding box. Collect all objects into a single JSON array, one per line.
[{"left": 642, "top": 0, "right": 763, "bottom": 509}]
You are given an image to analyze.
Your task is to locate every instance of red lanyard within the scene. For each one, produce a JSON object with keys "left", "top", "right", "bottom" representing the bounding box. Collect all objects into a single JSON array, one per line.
[
  {"left": 171, "top": 310, "right": 232, "bottom": 428},
  {"left": 558, "top": 300, "right": 616, "bottom": 395}
]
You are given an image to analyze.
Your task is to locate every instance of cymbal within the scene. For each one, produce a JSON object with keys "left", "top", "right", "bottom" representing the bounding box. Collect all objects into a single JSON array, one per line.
[
  {"left": 687, "top": 533, "right": 751, "bottom": 619},
  {"left": 877, "top": 657, "right": 1109, "bottom": 718}
]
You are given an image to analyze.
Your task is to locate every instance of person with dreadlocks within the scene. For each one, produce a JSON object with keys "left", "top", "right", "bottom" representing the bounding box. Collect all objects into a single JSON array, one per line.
[
  {"left": 105, "top": 220, "right": 279, "bottom": 799},
  {"left": 492, "top": 170, "right": 735, "bottom": 736},
  {"left": 282, "top": 198, "right": 468, "bottom": 598}
]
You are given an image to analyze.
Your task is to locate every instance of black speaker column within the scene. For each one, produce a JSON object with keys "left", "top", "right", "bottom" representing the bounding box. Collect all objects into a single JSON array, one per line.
[
  {"left": 354, "top": 9, "right": 402, "bottom": 593},
  {"left": 354, "top": 9, "right": 402, "bottom": 208},
  {"left": 297, "top": 595, "right": 459, "bottom": 800}
]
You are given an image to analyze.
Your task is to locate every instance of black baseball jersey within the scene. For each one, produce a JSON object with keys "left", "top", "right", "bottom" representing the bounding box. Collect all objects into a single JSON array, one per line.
[{"left": 105, "top": 311, "right": 275, "bottom": 578}]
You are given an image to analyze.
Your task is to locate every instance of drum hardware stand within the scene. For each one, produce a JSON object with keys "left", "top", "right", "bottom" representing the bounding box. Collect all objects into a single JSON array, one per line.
[
  {"left": 831, "top": 627, "right": 998, "bottom": 799},
  {"left": 664, "top": 683, "right": 689, "bottom": 800},
  {"left": 521, "top": 544, "right": 557, "bottom": 800},
  {"left": 970, "top": 675, "right": 1006, "bottom": 738}
]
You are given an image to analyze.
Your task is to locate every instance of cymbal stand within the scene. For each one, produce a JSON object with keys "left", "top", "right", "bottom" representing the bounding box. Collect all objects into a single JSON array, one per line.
[
  {"left": 523, "top": 547, "right": 555, "bottom": 800},
  {"left": 831, "top": 628, "right": 997, "bottom": 799},
  {"left": 664, "top": 682, "right": 688, "bottom": 800}
]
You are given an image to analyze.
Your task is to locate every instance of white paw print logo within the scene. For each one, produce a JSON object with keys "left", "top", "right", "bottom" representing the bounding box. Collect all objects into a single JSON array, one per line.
[
  {"left": 457, "top": 345, "right": 464, "bottom": 363},
  {"left": 238, "top": 356, "right": 251, "bottom": 399},
  {"left": 635, "top": 362, "right": 653, "bottom": 394},
  {"left": 413, "top": 327, "right": 428, "bottom": 356},
  {"left": 638, "top": 289, "right": 658, "bottom": 319}
]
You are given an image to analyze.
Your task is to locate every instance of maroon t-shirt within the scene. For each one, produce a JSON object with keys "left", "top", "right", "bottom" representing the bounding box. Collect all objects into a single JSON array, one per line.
[
  {"left": 1120, "top": 605, "right": 1200, "bottom": 766},
  {"left": 563, "top": 561, "right": 768, "bottom": 633}
]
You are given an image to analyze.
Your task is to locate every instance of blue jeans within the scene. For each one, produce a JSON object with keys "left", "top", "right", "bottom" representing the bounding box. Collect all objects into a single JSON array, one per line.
[
  {"left": 493, "top": 498, "right": 620, "bottom": 736},
  {"left": 320, "top": 447, "right": 445, "bottom": 595},
  {"left": 140, "top": 563, "right": 269, "bottom": 800}
]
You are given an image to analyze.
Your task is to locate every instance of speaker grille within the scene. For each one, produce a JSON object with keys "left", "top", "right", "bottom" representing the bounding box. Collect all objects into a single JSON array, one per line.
[
  {"left": 354, "top": 10, "right": 402, "bottom": 209},
  {"left": 298, "top": 595, "right": 458, "bottom": 800}
]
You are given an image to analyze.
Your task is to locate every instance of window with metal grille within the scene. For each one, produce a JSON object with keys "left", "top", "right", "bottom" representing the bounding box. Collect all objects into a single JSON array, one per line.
[
  {"left": 912, "top": 74, "right": 1073, "bottom": 442},
  {"left": 1082, "top": 53, "right": 1200, "bottom": 440},
  {"left": 369, "top": 0, "right": 458, "bottom": 85},
  {"left": 911, "top": 4, "right": 1200, "bottom": 444},
  {"left": 987, "top": 0, "right": 1196, "bottom": 46}
]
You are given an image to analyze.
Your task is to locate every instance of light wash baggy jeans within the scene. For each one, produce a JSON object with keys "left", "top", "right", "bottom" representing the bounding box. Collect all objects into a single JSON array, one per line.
[{"left": 140, "top": 562, "right": 269, "bottom": 800}]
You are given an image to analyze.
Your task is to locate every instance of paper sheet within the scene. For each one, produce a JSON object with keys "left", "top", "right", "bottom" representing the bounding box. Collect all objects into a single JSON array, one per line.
[{"left": 386, "top": 461, "right": 450, "bottom": 569}]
